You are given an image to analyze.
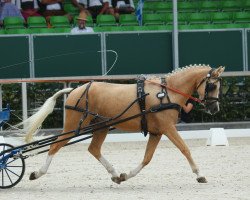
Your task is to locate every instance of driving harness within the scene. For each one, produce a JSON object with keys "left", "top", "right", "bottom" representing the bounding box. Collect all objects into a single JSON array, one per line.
[
  {"left": 65, "top": 78, "right": 181, "bottom": 137},
  {"left": 137, "top": 75, "right": 180, "bottom": 136}
]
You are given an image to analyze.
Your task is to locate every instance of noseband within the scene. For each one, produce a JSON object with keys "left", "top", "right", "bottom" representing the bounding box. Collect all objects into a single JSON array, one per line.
[{"left": 196, "top": 69, "right": 222, "bottom": 105}]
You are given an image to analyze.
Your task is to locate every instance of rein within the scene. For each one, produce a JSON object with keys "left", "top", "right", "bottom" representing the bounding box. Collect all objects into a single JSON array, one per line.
[
  {"left": 145, "top": 68, "right": 221, "bottom": 105},
  {"left": 145, "top": 79, "right": 203, "bottom": 104}
]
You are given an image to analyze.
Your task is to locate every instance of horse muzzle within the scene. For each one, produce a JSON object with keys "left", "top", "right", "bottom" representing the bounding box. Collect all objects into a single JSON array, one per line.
[{"left": 205, "top": 101, "right": 220, "bottom": 115}]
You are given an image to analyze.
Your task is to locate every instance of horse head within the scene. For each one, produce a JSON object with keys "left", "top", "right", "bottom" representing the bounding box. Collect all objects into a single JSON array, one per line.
[{"left": 196, "top": 66, "right": 225, "bottom": 115}]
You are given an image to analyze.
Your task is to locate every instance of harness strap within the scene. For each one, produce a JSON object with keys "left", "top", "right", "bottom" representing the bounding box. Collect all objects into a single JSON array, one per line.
[
  {"left": 65, "top": 81, "right": 93, "bottom": 134},
  {"left": 150, "top": 103, "right": 181, "bottom": 113},
  {"left": 137, "top": 76, "right": 148, "bottom": 136},
  {"left": 65, "top": 105, "right": 85, "bottom": 113},
  {"left": 160, "top": 77, "right": 171, "bottom": 103},
  {"left": 66, "top": 79, "right": 181, "bottom": 138},
  {"left": 74, "top": 81, "right": 93, "bottom": 109}
]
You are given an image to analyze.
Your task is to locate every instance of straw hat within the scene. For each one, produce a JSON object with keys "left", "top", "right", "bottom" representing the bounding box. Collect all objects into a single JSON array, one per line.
[{"left": 77, "top": 11, "right": 88, "bottom": 21}]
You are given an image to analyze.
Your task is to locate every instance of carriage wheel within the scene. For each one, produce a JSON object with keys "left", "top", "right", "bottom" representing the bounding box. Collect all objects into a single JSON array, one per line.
[{"left": 0, "top": 143, "right": 25, "bottom": 189}]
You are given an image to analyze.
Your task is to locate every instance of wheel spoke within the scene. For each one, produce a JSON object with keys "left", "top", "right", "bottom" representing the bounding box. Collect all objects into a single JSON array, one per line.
[
  {"left": 6, "top": 159, "right": 16, "bottom": 165},
  {"left": 6, "top": 168, "right": 20, "bottom": 178},
  {"left": 4, "top": 169, "right": 13, "bottom": 185},
  {"left": 0, "top": 143, "right": 25, "bottom": 188}
]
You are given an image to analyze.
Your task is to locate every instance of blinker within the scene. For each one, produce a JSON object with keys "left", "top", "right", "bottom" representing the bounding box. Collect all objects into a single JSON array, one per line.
[{"left": 206, "top": 83, "right": 217, "bottom": 92}]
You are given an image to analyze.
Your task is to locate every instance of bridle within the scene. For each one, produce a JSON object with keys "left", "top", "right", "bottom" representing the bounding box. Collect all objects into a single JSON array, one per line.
[
  {"left": 196, "top": 69, "right": 222, "bottom": 106},
  {"left": 145, "top": 68, "right": 222, "bottom": 106}
]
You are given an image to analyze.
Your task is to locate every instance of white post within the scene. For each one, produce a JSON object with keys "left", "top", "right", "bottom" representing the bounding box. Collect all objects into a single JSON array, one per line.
[
  {"left": 206, "top": 128, "right": 229, "bottom": 146},
  {"left": 172, "top": 0, "right": 179, "bottom": 70},
  {"left": 22, "top": 82, "right": 28, "bottom": 121}
]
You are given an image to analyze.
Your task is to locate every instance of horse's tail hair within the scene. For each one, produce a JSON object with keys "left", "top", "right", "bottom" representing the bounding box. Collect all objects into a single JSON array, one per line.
[{"left": 18, "top": 88, "right": 73, "bottom": 143}]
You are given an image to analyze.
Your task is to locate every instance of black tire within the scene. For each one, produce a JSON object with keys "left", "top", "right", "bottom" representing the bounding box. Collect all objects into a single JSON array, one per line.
[{"left": 0, "top": 143, "right": 25, "bottom": 189}]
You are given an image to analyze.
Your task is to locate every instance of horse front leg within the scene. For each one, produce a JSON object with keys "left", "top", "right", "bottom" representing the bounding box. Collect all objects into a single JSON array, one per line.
[
  {"left": 88, "top": 129, "right": 120, "bottom": 184},
  {"left": 165, "top": 125, "right": 207, "bottom": 183},
  {"left": 119, "top": 134, "right": 162, "bottom": 182}
]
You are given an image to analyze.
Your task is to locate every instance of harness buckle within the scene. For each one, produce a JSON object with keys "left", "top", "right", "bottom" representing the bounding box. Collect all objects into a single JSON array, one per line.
[{"left": 157, "top": 92, "right": 166, "bottom": 99}]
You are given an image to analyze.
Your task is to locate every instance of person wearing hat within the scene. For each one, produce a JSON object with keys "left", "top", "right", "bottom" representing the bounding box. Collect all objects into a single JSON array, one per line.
[{"left": 71, "top": 11, "right": 94, "bottom": 34}]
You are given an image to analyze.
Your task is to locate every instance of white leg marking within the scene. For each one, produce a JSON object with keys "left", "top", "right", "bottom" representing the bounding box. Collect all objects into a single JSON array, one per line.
[
  {"left": 99, "top": 155, "right": 119, "bottom": 177},
  {"left": 194, "top": 169, "right": 204, "bottom": 179},
  {"left": 35, "top": 155, "right": 53, "bottom": 179},
  {"left": 126, "top": 164, "right": 143, "bottom": 180}
]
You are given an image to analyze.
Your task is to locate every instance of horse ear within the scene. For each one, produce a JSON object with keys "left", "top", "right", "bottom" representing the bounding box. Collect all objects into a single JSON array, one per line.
[{"left": 212, "top": 66, "right": 225, "bottom": 77}]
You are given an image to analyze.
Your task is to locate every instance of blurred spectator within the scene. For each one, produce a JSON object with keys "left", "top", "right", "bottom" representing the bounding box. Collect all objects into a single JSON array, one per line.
[
  {"left": 16, "top": 0, "right": 41, "bottom": 21},
  {"left": 180, "top": 99, "right": 194, "bottom": 123},
  {"left": 112, "top": 0, "right": 134, "bottom": 19},
  {"left": 71, "top": 11, "right": 93, "bottom": 34},
  {"left": 0, "top": 0, "right": 23, "bottom": 25},
  {"left": 87, "top": 0, "right": 114, "bottom": 20},
  {"left": 71, "top": 0, "right": 90, "bottom": 15},
  {"left": 39, "top": 0, "right": 72, "bottom": 23}
]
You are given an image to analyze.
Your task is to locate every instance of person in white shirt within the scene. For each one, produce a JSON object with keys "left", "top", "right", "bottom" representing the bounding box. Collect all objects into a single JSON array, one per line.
[
  {"left": 71, "top": 0, "right": 115, "bottom": 21},
  {"left": 71, "top": 11, "right": 93, "bottom": 34},
  {"left": 39, "top": 0, "right": 72, "bottom": 23},
  {"left": 112, "top": 0, "right": 134, "bottom": 20},
  {"left": 87, "top": 0, "right": 114, "bottom": 20},
  {"left": 70, "top": 0, "right": 90, "bottom": 15}
]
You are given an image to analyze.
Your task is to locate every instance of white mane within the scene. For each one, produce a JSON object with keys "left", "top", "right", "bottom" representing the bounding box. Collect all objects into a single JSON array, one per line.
[
  {"left": 146, "top": 64, "right": 211, "bottom": 81},
  {"left": 165, "top": 64, "right": 211, "bottom": 78}
]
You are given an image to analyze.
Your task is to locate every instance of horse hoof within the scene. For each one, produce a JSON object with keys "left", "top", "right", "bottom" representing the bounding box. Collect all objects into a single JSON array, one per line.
[
  {"left": 111, "top": 177, "right": 121, "bottom": 184},
  {"left": 29, "top": 172, "right": 37, "bottom": 180},
  {"left": 196, "top": 176, "right": 207, "bottom": 183},
  {"left": 119, "top": 173, "right": 128, "bottom": 182}
]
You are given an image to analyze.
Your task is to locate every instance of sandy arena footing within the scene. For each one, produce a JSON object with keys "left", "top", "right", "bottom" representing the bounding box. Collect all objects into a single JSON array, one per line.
[{"left": 1, "top": 137, "right": 250, "bottom": 200}]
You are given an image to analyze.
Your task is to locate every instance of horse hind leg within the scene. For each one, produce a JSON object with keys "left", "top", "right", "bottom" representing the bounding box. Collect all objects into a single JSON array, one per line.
[
  {"left": 29, "top": 111, "right": 88, "bottom": 181},
  {"left": 29, "top": 132, "right": 75, "bottom": 180},
  {"left": 119, "top": 133, "right": 162, "bottom": 182},
  {"left": 88, "top": 128, "right": 121, "bottom": 184}
]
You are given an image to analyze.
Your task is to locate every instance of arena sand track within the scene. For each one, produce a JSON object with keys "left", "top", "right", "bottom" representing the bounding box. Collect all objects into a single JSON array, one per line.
[{"left": 1, "top": 138, "right": 250, "bottom": 200}]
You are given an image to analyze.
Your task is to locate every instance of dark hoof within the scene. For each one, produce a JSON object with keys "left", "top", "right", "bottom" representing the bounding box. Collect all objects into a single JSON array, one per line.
[
  {"left": 111, "top": 177, "right": 121, "bottom": 184},
  {"left": 29, "top": 172, "right": 37, "bottom": 180},
  {"left": 197, "top": 176, "right": 207, "bottom": 183},
  {"left": 119, "top": 173, "right": 127, "bottom": 182}
]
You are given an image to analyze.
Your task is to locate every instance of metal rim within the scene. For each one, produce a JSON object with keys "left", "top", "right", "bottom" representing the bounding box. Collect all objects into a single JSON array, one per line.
[{"left": 0, "top": 143, "right": 25, "bottom": 189}]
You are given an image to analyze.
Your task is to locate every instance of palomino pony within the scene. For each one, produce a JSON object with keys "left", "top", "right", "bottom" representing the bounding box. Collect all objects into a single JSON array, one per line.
[{"left": 20, "top": 64, "right": 224, "bottom": 185}]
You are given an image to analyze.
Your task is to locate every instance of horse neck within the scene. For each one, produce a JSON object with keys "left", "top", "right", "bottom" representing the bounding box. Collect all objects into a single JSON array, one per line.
[{"left": 166, "top": 67, "right": 211, "bottom": 106}]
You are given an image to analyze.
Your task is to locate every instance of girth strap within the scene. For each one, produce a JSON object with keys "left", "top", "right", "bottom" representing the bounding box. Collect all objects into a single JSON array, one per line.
[
  {"left": 150, "top": 103, "right": 181, "bottom": 113},
  {"left": 137, "top": 76, "right": 148, "bottom": 136}
]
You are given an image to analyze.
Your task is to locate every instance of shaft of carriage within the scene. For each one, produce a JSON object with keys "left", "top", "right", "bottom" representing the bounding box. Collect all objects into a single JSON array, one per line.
[{"left": 0, "top": 98, "right": 168, "bottom": 189}]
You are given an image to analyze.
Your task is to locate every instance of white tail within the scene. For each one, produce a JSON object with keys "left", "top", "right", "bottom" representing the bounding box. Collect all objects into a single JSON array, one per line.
[{"left": 17, "top": 88, "right": 73, "bottom": 143}]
